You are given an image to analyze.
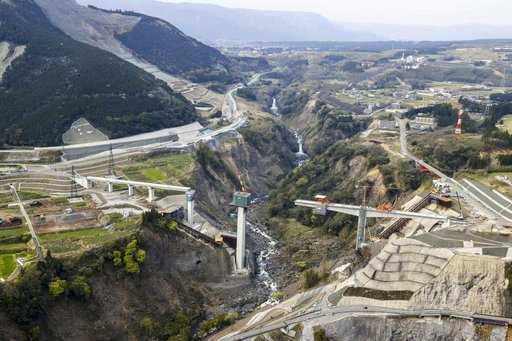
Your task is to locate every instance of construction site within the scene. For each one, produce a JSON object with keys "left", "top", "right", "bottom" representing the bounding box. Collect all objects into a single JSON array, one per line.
[{"left": 3, "top": 68, "right": 512, "bottom": 339}]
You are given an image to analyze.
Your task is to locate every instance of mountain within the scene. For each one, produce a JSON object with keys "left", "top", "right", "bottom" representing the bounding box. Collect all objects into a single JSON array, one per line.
[
  {"left": 74, "top": 0, "right": 512, "bottom": 42},
  {"left": 75, "top": 0, "right": 376, "bottom": 43},
  {"left": 344, "top": 23, "right": 512, "bottom": 41},
  {"left": 0, "top": 0, "right": 197, "bottom": 147},
  {"left": 35, "top": 0, "right": 245, "bottom": 83}
]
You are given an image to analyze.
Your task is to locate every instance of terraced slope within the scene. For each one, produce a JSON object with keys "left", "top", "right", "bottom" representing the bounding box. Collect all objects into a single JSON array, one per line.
[{"left": 354, "top": 238, "right": 454, "bottom": 292}]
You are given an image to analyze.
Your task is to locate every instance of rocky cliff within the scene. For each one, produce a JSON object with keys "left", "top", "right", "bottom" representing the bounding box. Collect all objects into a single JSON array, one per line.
[
  {"left": 0, "top": 225, "right": 259, "bottom": 340},
  {"left": 409, "top": 254, "right": 509, "bottom": 316},
  {"left": 193, "top": 114, "right": 297, "bottom": 223},
  {"left": 320, "top": 315, "right": 507, "bottom": 341}
]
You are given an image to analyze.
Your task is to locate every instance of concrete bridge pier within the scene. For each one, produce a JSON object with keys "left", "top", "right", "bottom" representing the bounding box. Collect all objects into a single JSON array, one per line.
[
  {"left": 128, "top": 185, "right": 134, "bottom": 197},
  {"left": 107, "top": 182, "right": 114, "bottom": 193},
  {"left": 147, "top": 186, "right": 155, "bottom": 202},
  {"left": 356, "top": 206, "right": 367, "bottom": 250},
  {"left": 232, "top": 191, "right": 251, "bottom": 271},
  {"left": 186, "top": 190, "right": 195, "bottom": 225}
]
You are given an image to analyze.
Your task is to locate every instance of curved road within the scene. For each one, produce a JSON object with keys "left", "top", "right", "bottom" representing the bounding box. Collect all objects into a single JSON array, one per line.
[{"left": 225, "top": 305, "right": 512, "bottom": 340}]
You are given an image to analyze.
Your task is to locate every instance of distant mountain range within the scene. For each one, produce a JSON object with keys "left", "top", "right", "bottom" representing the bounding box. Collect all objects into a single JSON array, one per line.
[
  {"left": 345, "top": 23, "right": 512, "bottom": 42},
  {"left": 76, "top": 0, "right": 377, "bottom": 42},
  {"left": 77, "top": 0, "right": 512, "bottom": 42}
]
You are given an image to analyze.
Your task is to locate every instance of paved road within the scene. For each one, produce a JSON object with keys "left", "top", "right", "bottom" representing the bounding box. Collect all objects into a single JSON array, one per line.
[
  {"left": 2, "top": 83, "right": 245, "bottom": 164},
  {"left": 395, "top": 115, "right": 506, "bottom": 222},
  {"left": 224, "top": 305, "right": 512, "bottom": 340},
  {"left": 463, "top": 179, "right": 512, "bottom": 222}
]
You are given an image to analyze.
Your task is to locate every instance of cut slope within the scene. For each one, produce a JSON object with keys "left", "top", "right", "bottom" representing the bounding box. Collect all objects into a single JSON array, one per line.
[
  {"left": 0, "top": 0, "right": 197, "bottom": 146},
  {"left": 0, "top": 42, "right": 25, "bottom": 81}
]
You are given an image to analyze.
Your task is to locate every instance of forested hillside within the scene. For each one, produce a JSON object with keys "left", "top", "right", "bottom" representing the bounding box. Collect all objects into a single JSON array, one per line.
[
  {"left": 114, "top": 11, "right": 236, "bottom": 83},
  {"left": 0, "top": 0, "right": 197, "bottom": 146}
]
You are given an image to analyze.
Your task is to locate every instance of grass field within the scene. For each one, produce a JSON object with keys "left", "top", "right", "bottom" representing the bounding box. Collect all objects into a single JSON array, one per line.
[
  {"left": 40, "top": 223, "right": 138, "bottom": 254},
  {"left": 0, "top": 191, "right": 47, "bottom": 203},
  {"left": 0, "top": 243, "right": 27, "bottom": 254},
  {"left": 0, "top": 254, "right": 16, "bottom": 279},
  {"left": 447, "top": 48, "right": 500, "bottom": 62},
  {"left": 0, "top": 227, "right": 28, "bottom": 239},
  {"left": 121, "top": 153, "right": 195, "bottom": 185}
]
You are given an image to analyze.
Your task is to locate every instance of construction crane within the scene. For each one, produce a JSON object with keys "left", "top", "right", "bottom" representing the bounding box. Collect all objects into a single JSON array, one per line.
[
  {"left": 237, "top": 170, "right": 248, "bottom": 193},
  {"left": 296, "top": 196, "right": 450, "bottom": 250},
  {"left": 9, "top": 185, "right": 44, "bottom": 262}
]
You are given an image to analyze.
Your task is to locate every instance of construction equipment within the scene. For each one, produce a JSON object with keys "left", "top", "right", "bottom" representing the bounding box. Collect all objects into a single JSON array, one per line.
[
  {"left": 377, "top": 203, "right": 394, "bottom": 212},
  {"left": 9, "top": 185, "right": 44, "bottom": 262}
]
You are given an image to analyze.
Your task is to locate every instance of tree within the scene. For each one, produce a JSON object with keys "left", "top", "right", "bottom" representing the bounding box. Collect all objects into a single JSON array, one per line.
[
  {"left": 314, "top": 328, "right": 330, "bottom": 341},
  {"left": 139, "top": 317, "right": 158, "bottom": 338},
  {"left": 48, "top": 278, "right": 67, "bottom": 297},
  {"left": 303, "top": 269, "right": 320, "bottom": 289},
  {"left": 168, "top": 220, "right": 178, "bottom": 232},
  {"left": 112, "top": 251, "right": 122, "bottom": 267},
  {"left": 122, "top": 240, "right": 146, "bottom": 274},
  {"left": 136, "top": 249, "right": 146, "bottom": 264},
  {"left": 69, "top": 276, "right": 92, "bottom": 300}
]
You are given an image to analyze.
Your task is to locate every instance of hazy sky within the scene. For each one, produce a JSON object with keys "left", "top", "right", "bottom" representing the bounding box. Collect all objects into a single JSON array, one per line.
[{"left": 161, "top": 0, "right": 511, "bottom": 26}]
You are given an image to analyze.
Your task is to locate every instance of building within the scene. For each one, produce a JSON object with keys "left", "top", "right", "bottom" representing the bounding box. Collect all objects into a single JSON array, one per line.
[
  {"left": 410, "top": 114, "right": 438, "bottom": 131},
  {"left": 378, "top": 120, "right": 399, "bottom": 132},
  {"left": 390, "top": 102, "right": 401, "bottom": 110},
  {"left": 364, "top": 104, "right": 374, "bottom": 115}
]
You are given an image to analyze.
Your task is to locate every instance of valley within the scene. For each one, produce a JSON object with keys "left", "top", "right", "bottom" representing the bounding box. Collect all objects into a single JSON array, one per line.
[{"left": 2, "top": 1, "right": 512, "bottom": 340}]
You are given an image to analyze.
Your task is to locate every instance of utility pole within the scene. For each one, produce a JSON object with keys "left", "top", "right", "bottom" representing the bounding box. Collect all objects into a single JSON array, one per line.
[
  {"left": 70, "top": 165, "right": 78, "bottom": 198},
  {"left": 108, "top": 144, "right": 115, "bottom": 176}
]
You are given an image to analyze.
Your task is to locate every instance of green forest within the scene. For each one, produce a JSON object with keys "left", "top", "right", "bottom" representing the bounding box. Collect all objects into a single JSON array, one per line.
[{"left": 0, "top": 0, "right": 197, "bottom": 146}]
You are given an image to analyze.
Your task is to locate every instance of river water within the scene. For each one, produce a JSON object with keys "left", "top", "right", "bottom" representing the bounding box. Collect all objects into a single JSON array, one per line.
[
  {"left": 292, "top": 130, "right": 309, "bottom": 166},
  {"left": 247, "top": 220, "right": 280, "bottom": 308}
]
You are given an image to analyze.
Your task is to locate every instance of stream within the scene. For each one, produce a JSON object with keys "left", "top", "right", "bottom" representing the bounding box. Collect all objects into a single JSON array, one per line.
[
  {"left": 247, "top": 220, "right": 280, "bottom": 308},
  {"left": 292, "top": 130, "right": 309, "bottom": 166}
]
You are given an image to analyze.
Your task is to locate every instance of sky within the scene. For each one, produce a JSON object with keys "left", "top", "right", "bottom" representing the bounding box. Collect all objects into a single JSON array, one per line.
[{"left": 161, "top": 0, "right": 512, "bottom": 26}]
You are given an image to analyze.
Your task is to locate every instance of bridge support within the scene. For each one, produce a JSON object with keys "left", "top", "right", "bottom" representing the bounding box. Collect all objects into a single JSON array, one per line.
[
  {"left": 186, "top": 190, "right": 195, "bottom": 225},
  {"left": 107, "top": 182, "right": 114, "bottom": 193},
  {"left": 356, "top": 206, "right": 367, "bottom": 250},
  {"left": 232, "top": 191, "right": 251, "bottom": 271},
  {"left": 147, "top": 187, "right": 155, "bottom": 202},
  {"left": 128, "top": 185, "right": 134, "bottom": 197}
]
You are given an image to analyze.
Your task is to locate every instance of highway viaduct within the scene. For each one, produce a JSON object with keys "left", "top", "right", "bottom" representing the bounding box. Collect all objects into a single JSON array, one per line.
[{"left": 76, "top": 175, "right": 196, "bottom": 226}]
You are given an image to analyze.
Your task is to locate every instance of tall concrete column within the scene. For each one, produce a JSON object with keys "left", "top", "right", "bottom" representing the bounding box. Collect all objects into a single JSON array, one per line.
[
  {"left": 186, "top": 190, "right": 195, "bottom": 225},
  {"left": 232, "top": 191, "right": 251, "bottom": 271},
  {"left": 236, "top": 206, "right": 247, "bottom": 270},
  {"left": 107, "top": 182, "right": 114, "bottom": 193},
  {"left": 147, "top": 187, "right": 155, "bottom": 202},
  {"left": 128, "top": 185, "right": 134, "bottom": 197},
  {"left": 356, "top": 206, "right": 367, "bottom": 250}
]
